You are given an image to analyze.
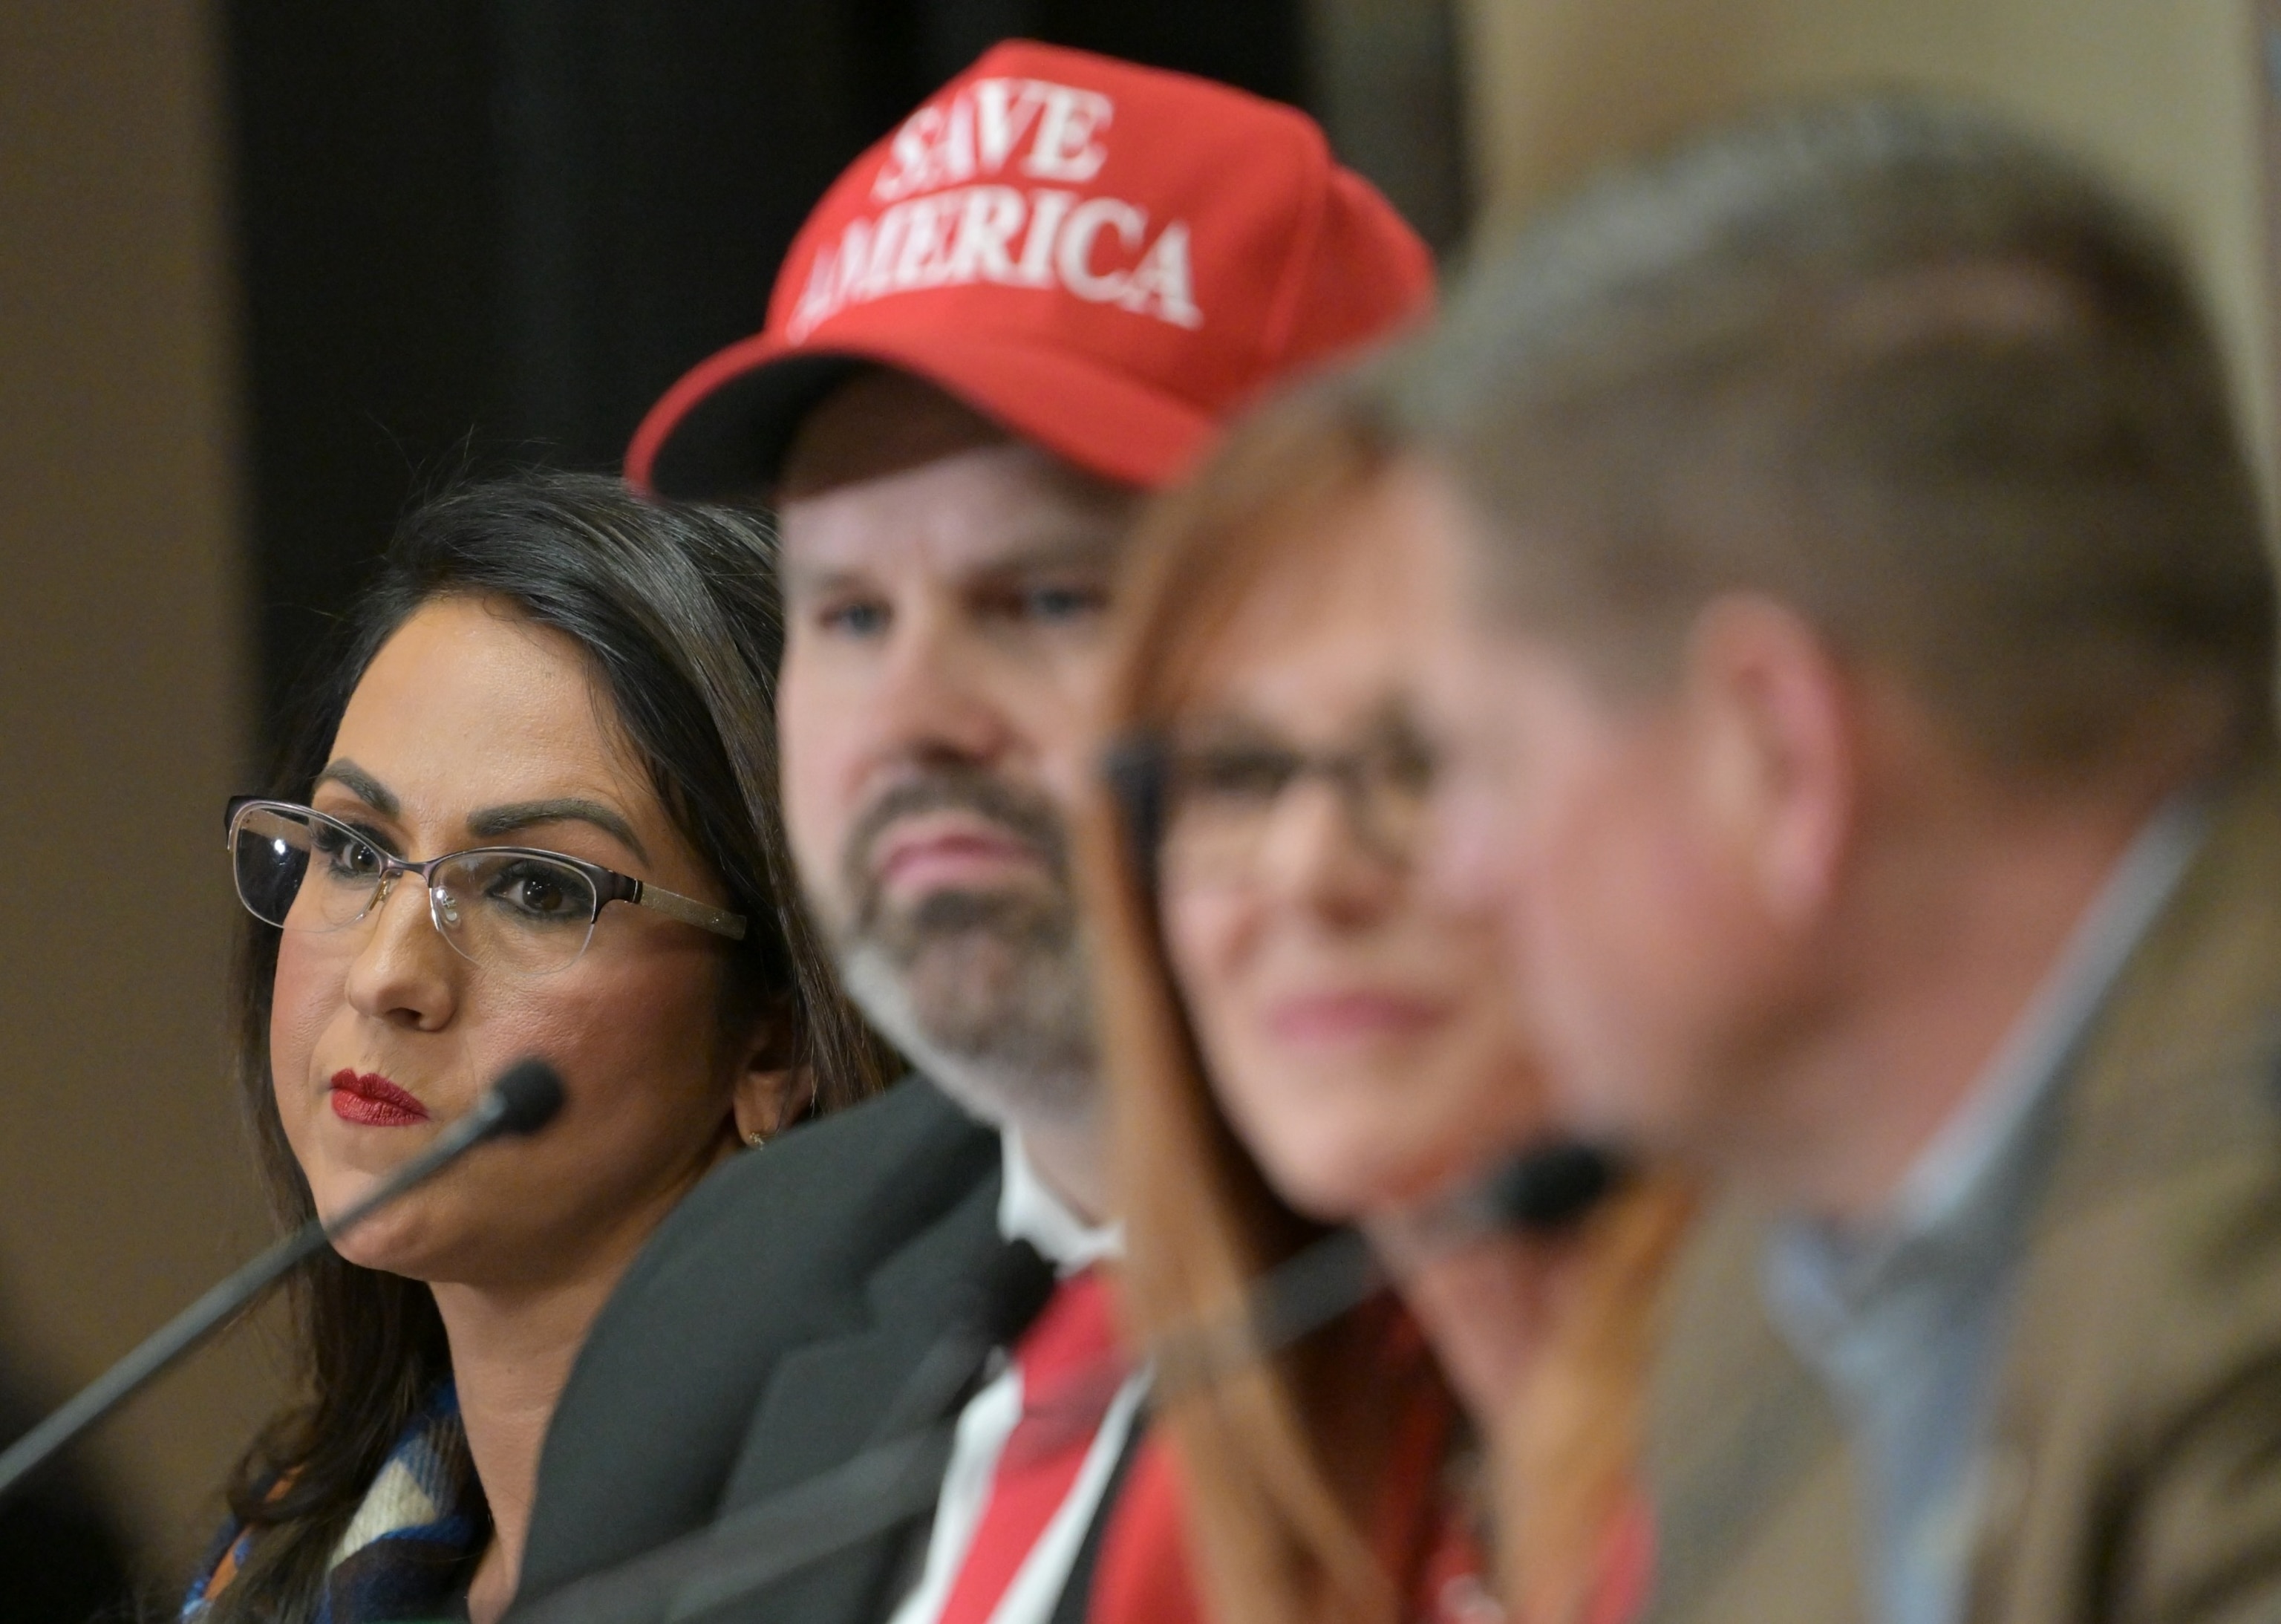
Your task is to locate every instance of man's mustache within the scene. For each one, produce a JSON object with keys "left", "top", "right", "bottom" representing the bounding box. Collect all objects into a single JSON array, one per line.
[{"left": 841, "top": 769, "right": 1071, "bottom": 917}]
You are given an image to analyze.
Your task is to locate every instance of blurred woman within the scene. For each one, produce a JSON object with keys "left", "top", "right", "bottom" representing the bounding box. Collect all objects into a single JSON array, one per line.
[
  {"left": 1085, "top": 384, "right": 1691, "bottom": 1624},
  {"left": 186, "top": 474, "right": 887, "bottom": 1623}
]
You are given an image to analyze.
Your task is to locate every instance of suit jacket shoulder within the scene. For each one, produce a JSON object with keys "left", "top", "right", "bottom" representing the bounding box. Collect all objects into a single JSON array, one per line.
[
  {"left": 1965, "top": 763, "right": 2281, "bottom": 1624},
  {"left": 1644, "top": 1192, "right": 1862, "bottom": 1624},
  {"left": 519, "top": 1077, "right": 1001, "bottom": 1601}
]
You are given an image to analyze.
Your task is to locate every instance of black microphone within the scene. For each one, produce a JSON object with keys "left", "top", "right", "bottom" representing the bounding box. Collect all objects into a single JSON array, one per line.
[
  {"left": 1441, "top": 1140, "right": 1624, "bottom": 1240},
  {"left": 1150, "top": 1138, "right": 1628, "bottom": 1404},
  {"left": 0, "top": 1058, "right": 566, "bottom": 1509},
  {"left": 1473, "top": 1141, "right": 1628, "bottom": 1233}
]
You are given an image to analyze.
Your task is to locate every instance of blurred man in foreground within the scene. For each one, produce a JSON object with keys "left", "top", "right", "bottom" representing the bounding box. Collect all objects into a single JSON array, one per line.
[
  {"left": 1394, "top": 103, "right": 2281, "bottom": 1624},
  {"left": 511, "top": 41, "right": 1429, "bottom": 1624}
]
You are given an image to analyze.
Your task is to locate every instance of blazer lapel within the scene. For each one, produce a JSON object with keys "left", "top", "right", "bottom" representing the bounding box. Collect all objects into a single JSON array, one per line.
[
  {"left": 1961, "top": 762, "right": 2281, "bottom": 1624},
  {"left": 685, "top": 1163, "right": 1051, "bottom": 1624},
  {"left": 1645, "top": 1195, "right": 1864, "bottom": 1624},
  {"left": 1047, "top": 1415, "right": 1148, "bottom": 1624}
]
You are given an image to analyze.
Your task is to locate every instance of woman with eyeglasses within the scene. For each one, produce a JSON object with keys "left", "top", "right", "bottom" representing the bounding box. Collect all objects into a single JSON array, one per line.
[
  {"left": 184, "top": 474, "right": 887, "bottom": 1624},
  {"left": 1080, "top": 385, "right": 1693, "bottom": 1624}
]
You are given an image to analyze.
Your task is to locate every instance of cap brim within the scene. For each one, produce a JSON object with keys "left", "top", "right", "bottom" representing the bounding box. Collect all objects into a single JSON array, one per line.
[{"left": 628, "top": 325, "right": 1217, "bottom": 498}]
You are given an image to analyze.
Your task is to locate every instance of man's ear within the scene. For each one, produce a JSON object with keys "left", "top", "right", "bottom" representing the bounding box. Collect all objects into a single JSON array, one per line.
[{"left": 1683, "top": 593, "right": 1859, "bottom": 931}]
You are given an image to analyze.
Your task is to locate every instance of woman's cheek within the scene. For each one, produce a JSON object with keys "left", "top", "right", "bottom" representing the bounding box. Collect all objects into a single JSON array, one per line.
[
  {"left": 1161, "top": 889, "right": 1285, "bottom": 1149},
  {"left": 518, "top": 950, "right": 730, "bottom": 1161},
  {"left": 268, "top": 937, "right": 338, "bottom": 1121},
  {"left": 1161, "top": 896, "right": 1243, "bottom": 1086},
  {"left": 1161, "top": 887, "right": 1253, "bottom": 1022}
]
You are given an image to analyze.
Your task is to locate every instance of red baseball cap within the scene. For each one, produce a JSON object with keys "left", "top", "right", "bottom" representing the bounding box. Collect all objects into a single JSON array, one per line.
[{"left": 627, "top": 40, "right": 1433, "bottom": 496}]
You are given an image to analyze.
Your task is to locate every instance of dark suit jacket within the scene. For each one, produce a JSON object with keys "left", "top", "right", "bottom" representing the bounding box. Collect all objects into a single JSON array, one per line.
[
  {"left": 1645, "top": 759, "right": 2281, "bottom": 1624},
  {"left": 515, "top": 1076, "right": 1116, "bottom": 1624}
]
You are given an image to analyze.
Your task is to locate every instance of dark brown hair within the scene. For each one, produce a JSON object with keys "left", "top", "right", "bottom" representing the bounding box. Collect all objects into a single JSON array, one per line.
[
  {"left": 206, "top": 472, "right": 890, "bottom": 1619},
  {"left": 1395, "top": 97, "right": 2276, "bottom": 780}
]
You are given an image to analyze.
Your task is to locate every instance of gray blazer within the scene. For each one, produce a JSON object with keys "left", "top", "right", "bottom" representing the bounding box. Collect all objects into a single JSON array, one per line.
[{"left": 512, "top": 1077, "right": 1070, "bottom": 1623}]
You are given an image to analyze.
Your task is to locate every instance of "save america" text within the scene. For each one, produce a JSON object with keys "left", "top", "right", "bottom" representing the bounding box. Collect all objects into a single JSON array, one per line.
[{"left": 786, "top": 76, "right": 1203, "bottom": 340}]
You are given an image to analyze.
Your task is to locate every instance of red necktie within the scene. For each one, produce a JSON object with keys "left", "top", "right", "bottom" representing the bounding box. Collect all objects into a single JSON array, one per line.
[{"left": 937, "top": 1268, "right": 1123, "bottom": 1624}]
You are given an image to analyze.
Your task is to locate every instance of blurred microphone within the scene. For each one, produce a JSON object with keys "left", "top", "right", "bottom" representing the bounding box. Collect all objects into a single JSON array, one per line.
[
  {"left": 1174, "top": 1138, "right": 1628, "bottom": 1391},
  {"left": 1461, "top": 1139, "right": 1626, "bottom": 1233},
  {"left": 0, "top": 1059, "right": 566, "bottom": 1510}
]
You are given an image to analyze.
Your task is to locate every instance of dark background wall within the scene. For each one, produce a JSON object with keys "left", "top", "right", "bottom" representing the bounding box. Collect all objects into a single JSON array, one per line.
[
  {"left": 0, "top": 0, "right": 273, "bottom": 1601},
  {"left": 223, "top": 0, "right": 1469, "bottom": 751}
]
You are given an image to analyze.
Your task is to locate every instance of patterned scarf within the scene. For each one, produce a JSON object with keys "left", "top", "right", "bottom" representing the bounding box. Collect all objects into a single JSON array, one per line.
[{"left": 185, "top": 1382, "right": 487, "bottom": 1623}]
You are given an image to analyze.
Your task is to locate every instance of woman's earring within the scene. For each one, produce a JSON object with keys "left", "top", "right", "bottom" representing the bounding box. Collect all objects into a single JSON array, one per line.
[{"left": 745, "top": 1129, "right": 768, "bottom": 1148}]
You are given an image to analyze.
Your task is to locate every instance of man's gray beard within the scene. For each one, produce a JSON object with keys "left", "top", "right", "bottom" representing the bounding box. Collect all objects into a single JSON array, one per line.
[{"left": 836, "top": 887, "right": 1100, "bottom": 1132}]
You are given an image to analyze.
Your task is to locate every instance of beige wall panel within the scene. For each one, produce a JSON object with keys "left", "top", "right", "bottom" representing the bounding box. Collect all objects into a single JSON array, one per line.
[
  {"left": 0, "top": 0, "right": 278, "bottom": 1582},
  {"left": 1457, "top": 0, "right": 2271, "bottom": 468}
]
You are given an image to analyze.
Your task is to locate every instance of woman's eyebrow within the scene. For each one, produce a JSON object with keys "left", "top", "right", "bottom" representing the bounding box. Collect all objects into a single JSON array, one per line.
[
  {"left": 466, "top": 798, "right": 650, "bottom": 864},
  {"left": 312, "top": 760, "right": 397, "bottom": 815}
]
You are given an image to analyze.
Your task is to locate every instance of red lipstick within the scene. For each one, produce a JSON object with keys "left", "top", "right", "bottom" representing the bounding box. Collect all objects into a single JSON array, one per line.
[{"left": 329, "top": 1070, "right": 431, "bottom": 1128}]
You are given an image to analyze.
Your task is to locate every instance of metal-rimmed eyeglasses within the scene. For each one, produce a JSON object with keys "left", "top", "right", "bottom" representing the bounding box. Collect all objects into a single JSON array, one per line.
[
  {"left": 1101, "top": 718, "right": 1436, "bottom": 891},
  {"left": 226, "top": 797, "right": 747, "bottom": 977}
]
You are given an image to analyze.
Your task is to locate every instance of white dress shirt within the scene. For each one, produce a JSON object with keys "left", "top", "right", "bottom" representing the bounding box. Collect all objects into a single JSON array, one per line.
[{"left": 884, "top": 1128, "right": 1146, "bottom": 1624}]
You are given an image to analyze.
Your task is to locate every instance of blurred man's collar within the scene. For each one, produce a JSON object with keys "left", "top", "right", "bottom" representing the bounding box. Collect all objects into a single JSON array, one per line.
[{"left": 999, "top": 1126, "right": 1122, "bottom": 1275}]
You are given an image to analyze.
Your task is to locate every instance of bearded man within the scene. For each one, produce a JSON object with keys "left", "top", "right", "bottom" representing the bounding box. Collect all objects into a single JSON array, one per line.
[{"left": 510, "top": 41, "right": 1429, "bottom": 1624}]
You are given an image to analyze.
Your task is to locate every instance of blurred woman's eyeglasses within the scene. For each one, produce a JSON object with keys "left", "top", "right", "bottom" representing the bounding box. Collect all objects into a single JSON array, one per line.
[
  {"left": 224, "top": 797, "right": 746, "bottom": 977},
  {"left": 1103, "top": 718, "right": 1436, "bottom": 890}
]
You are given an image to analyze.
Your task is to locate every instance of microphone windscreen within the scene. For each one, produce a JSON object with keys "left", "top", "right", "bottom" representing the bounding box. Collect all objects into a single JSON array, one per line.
[
  {"left": 1489, "top": 1142, "right": 1625, "bottom": 1231},
  {"left": 489, "top": 1060, "right": 567, "bottom": 1138}
]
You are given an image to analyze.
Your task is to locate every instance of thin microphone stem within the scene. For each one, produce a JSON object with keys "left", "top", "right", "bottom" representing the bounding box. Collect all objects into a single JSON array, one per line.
[
  {"left": 0, "top": 1086, "right": 523, "bottom": 1508},
  {"left": 510, "top": 1144, "right": 1624, "bottom": 1623},
  {"left": 1150, "top": 1144, "right": 1625, "bottom": 1398}
]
